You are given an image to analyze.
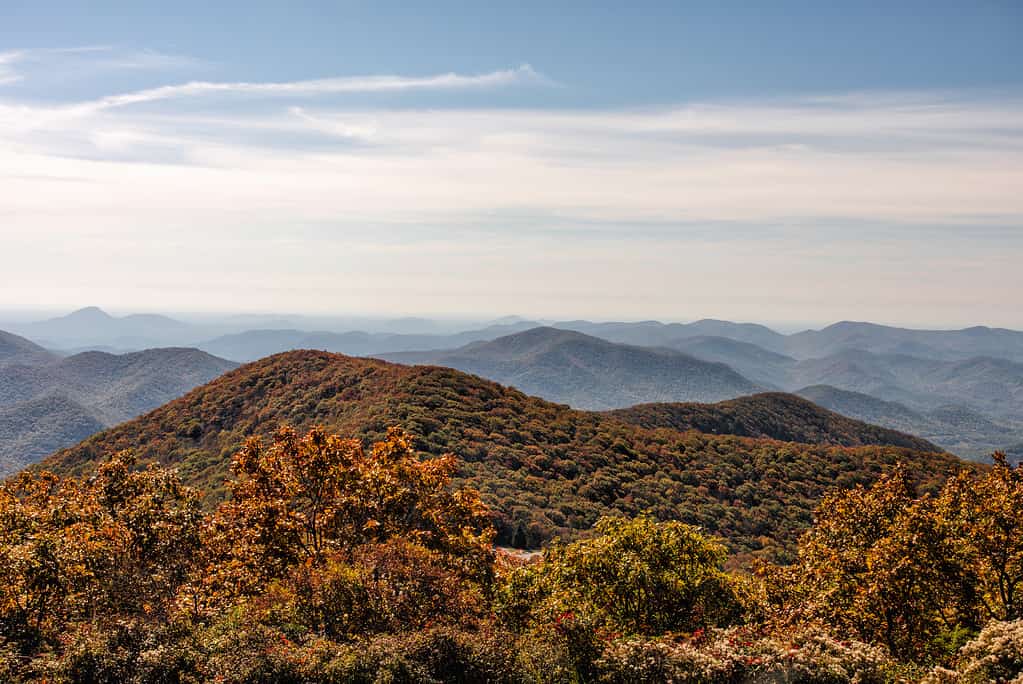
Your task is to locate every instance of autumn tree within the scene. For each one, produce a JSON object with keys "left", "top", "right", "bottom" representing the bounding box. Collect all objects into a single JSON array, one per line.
[
  {"left": 789, "top": 469, "right": 979, "bottom": 661},
  {"left": 0, "top": 452, "right": 202, "bottom": 654},
  {"left": 188, "top": 425, "right": 496, "bottom": 613},
  {"left": 500, "top": 516, "right": 741, "bottom": 635},
  {"left": 938, "top": 453, "right": 1023, "bottom": 622}
]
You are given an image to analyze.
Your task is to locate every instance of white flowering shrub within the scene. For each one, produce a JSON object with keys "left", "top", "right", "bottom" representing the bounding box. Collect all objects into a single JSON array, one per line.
[
  {"left": 596, "top": 624, "right": 897, "bottom": 684},
  {"left": 924, "top": 620, "right": 1023, "bottom": 684}
]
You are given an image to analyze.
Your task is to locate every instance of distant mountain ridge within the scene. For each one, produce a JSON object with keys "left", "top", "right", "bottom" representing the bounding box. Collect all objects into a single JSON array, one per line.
[
  {"left": 379, "top": 327, "right": 761, "bottom": 409},
  {"left": 796, "top": 384, "right": 1019, "bottom": 459},
  {"left": 15, "top": 307, "right": 195, "bottom": 350},
  {"left": 606, "top": 392, "right": 940, "bottom": 452},
  {"left": 197, "top": 321, "right": 541, "bottom": 362},
  {"left": 554, "top": 319, "right": 1023, "bottom": 362},
  {"left": 0, "top": 338, "right": 237, "bottom": 475}
]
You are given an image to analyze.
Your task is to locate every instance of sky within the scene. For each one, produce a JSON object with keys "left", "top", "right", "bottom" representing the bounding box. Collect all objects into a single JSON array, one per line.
[{"left": 1, "top": 1, "right": 1021, "bottom": 328}]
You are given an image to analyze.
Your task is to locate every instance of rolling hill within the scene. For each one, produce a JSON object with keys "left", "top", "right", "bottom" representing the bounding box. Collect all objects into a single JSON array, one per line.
[
  {"left": 0, "top": 329, "right": 58, "bottom": 368},
  {"left": 605, "top": 392, "right": 940, "bottom": 451},
  {"left": 0, "top": 344, "right": 237, "bottom": 475},
  {"left": 0, "top": 393, "right": 104, "bottom": 476},
  {"left": 665, "top": 335, "right": 797, "bottom": 388},
  {"left": 379, "top": 327, "right": 762, "bottom": 409},
  {"left": 638, "top": 338, "right": 1023, "bottom": 458},
  {"left": 44, "top": 350, "right": 972, "bottom": 563},
  {"left": 784, "top": 350, "right": 1023, "bottom": 421},
  {"left": 795, "top": 384, "right": 1019, "bottom": 459}
]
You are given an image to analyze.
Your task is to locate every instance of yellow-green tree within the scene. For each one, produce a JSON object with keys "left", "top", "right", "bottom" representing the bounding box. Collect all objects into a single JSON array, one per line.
[
  {"left": 938, "top": 453, "right": 1023, "bottom": 622},
  {"left": 501, "top": 516, "right": 740, "bottom": 635}
]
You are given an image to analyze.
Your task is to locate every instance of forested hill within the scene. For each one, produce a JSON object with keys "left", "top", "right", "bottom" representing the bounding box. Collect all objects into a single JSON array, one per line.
[
  {"left": 606, "top": 392, "right": 940, "bottom": 452},
  {"left": 44, "top": 350, "right": 975, "bottom": 563}
]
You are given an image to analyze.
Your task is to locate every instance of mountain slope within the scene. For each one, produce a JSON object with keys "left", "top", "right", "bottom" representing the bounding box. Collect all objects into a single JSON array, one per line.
[
  {"left": 0, "top": 329, "right": 58, "bottom": 368},
  {"left": 786, "top": 350, "right": 1023, "bottom": 420},
  {"left": 380, "top": 327, "right": 761, "bottom": 410},
  {"left": 795, "top": 385, "right": 1019, "bottom": 459},
  {"left": 0, "top": 393, "right": 105, "bottom": 475},
  {"left": 605, "top": 392, "right": 940, "bottom": 451},
  {"left": 0, "top": 344, "right": 237, "bottom": 475},
  {"left": 52, "top": 348, "right": 238, "bottom": 424},
  {"left": 667, "top": 336, "right": 797, "bottom": 389},
  {"left": 44, "top": 350, "right": 973, "bottom": 562}
]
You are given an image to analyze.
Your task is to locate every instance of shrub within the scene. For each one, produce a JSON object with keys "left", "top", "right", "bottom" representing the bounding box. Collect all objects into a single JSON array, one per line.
[
  {"left": 925, "top": 619, "right": 1023, "bottom": 683},
  {"left": 596, "top": 624, "right": 899, "bottom": 684},
  {"left": 499, "top": 516, "right": 742, "bottom": 636}
]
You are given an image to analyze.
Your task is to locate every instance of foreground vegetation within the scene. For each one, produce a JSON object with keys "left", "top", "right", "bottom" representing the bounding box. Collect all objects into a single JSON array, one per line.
[{"left": 3, "top": 424, "right": 1021, "bottom": 682}]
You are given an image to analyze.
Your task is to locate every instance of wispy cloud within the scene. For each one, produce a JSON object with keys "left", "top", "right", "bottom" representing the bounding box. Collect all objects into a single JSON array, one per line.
[
  {"left": 0, "top": 51, "right": 26, "bottom": 85},
  {"left": 1, "top": 84, "right": 1021, "bottom": 229},
  {"left": 0, "top": 45, "right": 201, "bottom": 88},
  {"left": 65, "top": 63, "right": 545, "bottom": 114}
]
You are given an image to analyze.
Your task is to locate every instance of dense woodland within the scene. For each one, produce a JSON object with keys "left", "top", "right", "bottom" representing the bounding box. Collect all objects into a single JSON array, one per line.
[
  {"left": 45, "top": 351, "right": 973, "bottom": 562},
  {"left": 605, "top": 392, "right": 939, "bottom": 451},
  {"left": 2, "top": 424, "right": 1021, "bottom": 682}
]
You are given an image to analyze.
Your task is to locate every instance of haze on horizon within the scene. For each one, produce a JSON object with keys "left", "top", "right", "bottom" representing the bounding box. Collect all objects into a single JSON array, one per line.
[{"left": 1, "top": 1, "right": 1021, "bottom": 329}]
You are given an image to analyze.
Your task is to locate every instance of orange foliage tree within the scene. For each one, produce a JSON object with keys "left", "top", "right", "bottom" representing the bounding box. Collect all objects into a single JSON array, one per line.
[{"left": 183, "top": 425, "right": 496, "bottom": 614}]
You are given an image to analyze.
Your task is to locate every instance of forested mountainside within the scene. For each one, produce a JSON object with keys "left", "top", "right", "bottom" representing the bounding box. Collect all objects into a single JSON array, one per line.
[
  {"left": 46, "top": 350, "right": 973, "bottom": 562},
  {"left": 0, "top": 342, "right": 237, "bottom": 474},
  {"left": 380, "top": 327, "right": 761, "bottom": 409},
  {"left": 605, "top": 392, "right": 940, "bottom": 451}
]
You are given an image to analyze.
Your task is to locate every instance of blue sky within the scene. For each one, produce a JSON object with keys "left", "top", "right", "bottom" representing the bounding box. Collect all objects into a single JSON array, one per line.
[{"left": 1, "top": 1, "right": 1021, "bottom": 326}]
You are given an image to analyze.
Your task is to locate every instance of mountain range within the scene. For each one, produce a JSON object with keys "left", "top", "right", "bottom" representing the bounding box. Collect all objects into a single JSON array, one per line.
[
  {"left": 1, "top": 307, "right": 529, "bottom": 354},
  {"left": 0, "top": 330, "right": 237, "bottom": 475},
  {"left": 566, "top": 318, "right": 1023, "bottom": 362},
  {"left": 44, "top": 350, "right": 970, "bottom": 562},
  {"left": 379, "top": 327, "right": 761, "bottom": 409},
  {"left": 195, "top": 321, "right": 540, "bottom": 362},
  {"left": 12, "top": 306, "right": 197, "bottom": 351},
  {"left": 380, "top": 326, "right": 1023, "bottom": 458},
  {"left": 5, "top": 307, "right": 1023, "bottom": 463}
]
